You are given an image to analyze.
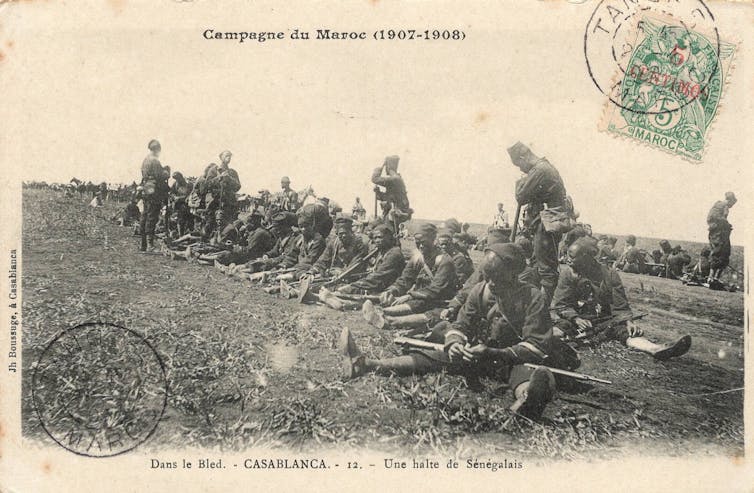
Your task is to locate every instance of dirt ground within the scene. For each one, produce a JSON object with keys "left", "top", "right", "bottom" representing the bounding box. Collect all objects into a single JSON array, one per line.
[{"left": 21, "top": 190, "right": 744, "bottom": 462}]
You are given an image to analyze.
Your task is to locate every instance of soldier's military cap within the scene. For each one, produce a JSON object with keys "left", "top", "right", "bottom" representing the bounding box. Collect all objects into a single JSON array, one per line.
[
  {"left": 442, "top": 218, "right": 462, "bottom": 234},
  {"left": 437, "top": 228, "right": 454, "bottom": 240},
  {"left": 334, "top": 214, "right": 354, "bottom": 231},
  {"left": 485, "top": 243, "right": 526, "bottom": 274},
  {"left": 148, "top": 139, "right": 161, "bottom": 151},
  {"left": 281, "top": 176, "right": 291, "bottom": 183},
  {"left": 415, "top": 223, "right": 437, "bottom": 239},
  {"left": 384, "top": 155, "right": 400, "bottom": 170},
  {"left": 372, "top": 223, "right": 393, "bottom": 237},
  {"left": 725, "top": 191, "right": 737, "bottom": 202},
  {"left": 486, "top": 229, "right": 509, "bottom": 245},
  {"left": 506, "top": 141, "right": 530, "bottom": 162},
  {"left": 219, "top": 150, "right": 232, "bottom": 161},
  {"left": 271, "top": 211, "right": 296, "bottom": 226},
  {"left": 570, "top": 237, "right": 599, "bottom": 258}
]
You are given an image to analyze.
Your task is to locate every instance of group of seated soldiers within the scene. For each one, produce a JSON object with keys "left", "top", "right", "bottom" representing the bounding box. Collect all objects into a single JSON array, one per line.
[{"left": 142, "top": 205, "right": 692, "bottom": 422}]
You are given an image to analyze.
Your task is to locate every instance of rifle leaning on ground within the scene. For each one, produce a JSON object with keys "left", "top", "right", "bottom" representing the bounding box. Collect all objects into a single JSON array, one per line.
[{"left": 392, "top": 336, "right": 611, "bottom": 385}]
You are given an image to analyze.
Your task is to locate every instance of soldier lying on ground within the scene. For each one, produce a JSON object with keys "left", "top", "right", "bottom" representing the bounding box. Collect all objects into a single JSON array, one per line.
[
  {"left": 339, "top": 243, "right": 580, "bottom": 420},
  {"left": 552, "top": 238, "right": 691, "bottom": 360}
]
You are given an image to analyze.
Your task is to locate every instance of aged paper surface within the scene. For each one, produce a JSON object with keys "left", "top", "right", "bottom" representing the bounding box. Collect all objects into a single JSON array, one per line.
[{"left": 0, "top": 0, "right": 752, "bottom": 491}]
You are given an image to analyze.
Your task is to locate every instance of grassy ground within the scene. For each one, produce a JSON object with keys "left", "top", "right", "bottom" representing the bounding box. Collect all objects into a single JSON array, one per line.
[{"left": 21, "top": 190, "right": 744, "bottom": 461}]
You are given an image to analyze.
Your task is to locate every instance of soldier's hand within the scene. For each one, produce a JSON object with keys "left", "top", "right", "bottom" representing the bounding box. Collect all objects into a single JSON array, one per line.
[
  {"left": 379, "top": 291, "right": 395, "bottom": 306},
  {"left": 392, "top": 294, "right": 412, "bottom": 306},
  {"left": 574, "top": 317, "right": 592, "bottom": 331},
  {"left": 626, "top": 320, "right": 643, "bottom": 337},
  {"left": 447, "top": 342, "right": 469, "bottom": 363},
  {"left": 463, "top": 344, "right": 488, "bottom": 362},
  {"left": 440, "top": 308, "right": 453, "bottom": 321}
]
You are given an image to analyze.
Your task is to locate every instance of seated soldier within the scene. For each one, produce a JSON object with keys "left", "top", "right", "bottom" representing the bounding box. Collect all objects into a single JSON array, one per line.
[
  {"left": 362, "top": 223, "right": 457, "bottom": 329},
  {"left": 438, "top": 226, "right": 474, "bottom": 287},
  {"left": 658, "top": 239, "right": 673, "bottom": 276},
  {"left": 214, "top": 208, "right": 274, "bottom": 270},
  {"left": 666, "top": 246, "right": 692, "bottom": 280},
  {"left": 615, "top": 235, "right": 646, "bottom": 274},
  {"left": 242, "top": 212, "right": 300, "bottom": 276},
  {"left": 682, "top": 246, "right": 712, "bottom": 286},
  {"left": 552, "top": 238, "right": 691, "bottom": 360},
  {"left": 336, "top": 224, "right": 406, "bottom": 295},
  {"left": 274, "top": 214, "right": 327, "bottom": 281},
  {"left": 339, "top": 243, "right": 579, "bottom": 420},
  {"left": 309, "top": 215, "right": 369, "bottom": 279}
]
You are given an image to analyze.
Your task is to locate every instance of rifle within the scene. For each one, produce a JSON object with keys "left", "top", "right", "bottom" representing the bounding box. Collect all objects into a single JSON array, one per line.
[
  {"left": 334, "top": 293, "right": 381, "bottom": 303},
  {"left": 324, "top": 248, "right": 379, "bottom": 287},
  {"left": 392, "top": 337, "right": 611, "bottom": 385},
  {"left": 509, "top": 204, "right": 522, "bottom": 242},
  {"left": 570, "top": 312, "right": 647, "bottom": 341}
]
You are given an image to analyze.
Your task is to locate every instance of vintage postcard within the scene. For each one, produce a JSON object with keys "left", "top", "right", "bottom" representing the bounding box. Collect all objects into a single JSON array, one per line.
[{"left": 0, "top": 0, "right": 752, "bottom": 492}]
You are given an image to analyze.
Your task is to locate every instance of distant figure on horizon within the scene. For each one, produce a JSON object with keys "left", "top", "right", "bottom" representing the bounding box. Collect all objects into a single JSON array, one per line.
[{"left": 706, "top": 192, "right": 736, "bottom": 288}]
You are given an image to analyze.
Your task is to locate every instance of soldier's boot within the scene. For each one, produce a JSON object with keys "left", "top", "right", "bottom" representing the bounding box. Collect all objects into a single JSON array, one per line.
[
  {"left": 362, "top": 300, "right": 387, "bottom": 329},
  {"left": 627, "top": 335, "right": 692, "bottom": 361},
  {"left": 146, "top": 235, "right": 155, "bottom": 251},
  {"left": 509, "top": 366, "right": 556, "bottom": 420},
  {"left": 140, "top": 235, "right": 147, "bottom": 252},
  {"left": 317, "top": 287, "right": 346, "bottom": 311},
  {"left": 297, "top": 276, "right": 315, "bottom": 303},
  {"left": 214, "top": 260, "right": 227, "bottom": 274},
  {"left": 338, "top": 328, "right": 366, "bottom": 380}
]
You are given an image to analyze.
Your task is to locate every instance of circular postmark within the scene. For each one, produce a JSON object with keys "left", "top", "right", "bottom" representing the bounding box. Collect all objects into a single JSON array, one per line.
[
  {"left": 584, "top": 0, "right": 720, "bottom": 115},
  {"left": 31, "top": 322, "right": 168, "bottom": 457}
]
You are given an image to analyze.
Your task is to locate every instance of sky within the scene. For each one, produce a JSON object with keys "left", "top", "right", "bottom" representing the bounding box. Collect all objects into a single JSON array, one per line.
[{"left": 1, "top": 0, "right": 751, "bottom": 243}]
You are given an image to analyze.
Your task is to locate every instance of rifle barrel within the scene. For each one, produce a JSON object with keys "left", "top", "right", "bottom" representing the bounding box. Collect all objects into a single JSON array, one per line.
[{"left": 523, "top": 363, "right": 612, "bottom": 385}]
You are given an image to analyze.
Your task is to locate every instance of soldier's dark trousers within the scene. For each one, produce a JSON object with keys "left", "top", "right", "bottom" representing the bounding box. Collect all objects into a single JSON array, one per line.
[
  {"left": 140, "top": 196, "right": 162, "bottom": 245},
  {"left": 708, "top": 224, "right": 732, "bottom": 271},
  {"left": 533, "top": 222, "right": 561, "bottom": 300}
]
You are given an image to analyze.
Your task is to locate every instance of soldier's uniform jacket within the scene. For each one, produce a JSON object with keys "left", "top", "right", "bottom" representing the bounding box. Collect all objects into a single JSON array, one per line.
[
  {"left": 240, "top": 228, "right": 275, "bottom": 259},
  {"left": 312, "top": 235, "right": 369, "bottom": 275},
  {"left": 141, "top": 155, "right": 168, "bottom": 199},
  {"left": 552, "top": 264, "right": 632, "bottom": 322},
  {"left": 515, "top": 158, "right": 567, "bottom": 223},
  {"left": 275, "top": 188, "right": 299, "bottom": 212},
  {"left": 346, "top": 245, "right": 406, "bottom": 293},
  {"left": 444, "top": 280, "right": 553, "bottom": 363},
  {"left": 371, "top": 167, "right": 410, "bottom": 212},
  {"left": 447, "top": 265, "right": 540, "bottom": 316},
  {"left": 450, "top": 250, "right": 474, "bottom": 287},
  {"left": 281, "top": 232, "right": 326, "bottom": 268},
  {"left": 707, "top": 200, "right": 731, "bottom": 229},
  {"left": 209, "top": 168, "right": 241, "bottom": 204},
  {"left": 264, "top": 231, "right": 299, "bottom": 265},
  {"left": 387, "top": 247, "right": 457, "bottom": 302}
]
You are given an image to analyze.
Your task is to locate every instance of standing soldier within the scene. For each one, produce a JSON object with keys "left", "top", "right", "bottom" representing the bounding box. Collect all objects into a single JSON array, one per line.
[
  {"left": 351, "top": 197, "right": 367, "bottom": 221},
  {"left": 707, "top": 192, "right": 736, "bottom": 288},
  {"left": 372, "top": 155, "right": 412, "bottom": 231},
  {"left": 278, "top": 176, "right": 299, "bottom": 212},
  {"left": 507, "top": 142, "right": 572, "bottom": 301},
  {"left": 215, "top": 150, "right": 242, "bottom": 227},
  {"left": 492, "top": 203, "right": 510, "bottom": 230},
  {"left": 139, "top": 139, "right": 169, "bottom": 252}
]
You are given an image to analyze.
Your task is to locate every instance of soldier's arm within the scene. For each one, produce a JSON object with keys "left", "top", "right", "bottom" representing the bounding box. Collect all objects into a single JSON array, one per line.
[
  {"left": 300, "top": 236, "right": 327, "bottom": 266},
  {"left": 349, "top": 248, "right": 405, "bottom": 292},
  {"left": 444, "top": 283, "right": 486, "bottom": 349},
  {"left": 312, "top": 240, "right": 334, "bottom": 273},
  {"left": 386, "top": 255, "right": 419, "bottom": 296},
  {"left": 551, "top": 266, "right": 580, "bottom": 320},
  {"left": 411, "top": 258, "right": 457, "bottom": 300},
  {"left": 493, "top": 287, "right": 552, "bottom": 364},
  {"left": 514, "top": 165, "right": 547, "bottom": 205},
  {"left": 278, "top": 238, "right": 302, "bottom": 268}
]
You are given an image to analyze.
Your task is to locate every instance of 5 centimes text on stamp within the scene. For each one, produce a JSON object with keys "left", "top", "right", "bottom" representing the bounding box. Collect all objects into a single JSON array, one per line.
[
  {"left": 31, "top": 322, "right": 168, "bottom": 457},
  {"left": 599, "top": 16, "right": 736, "bottom": 161}
]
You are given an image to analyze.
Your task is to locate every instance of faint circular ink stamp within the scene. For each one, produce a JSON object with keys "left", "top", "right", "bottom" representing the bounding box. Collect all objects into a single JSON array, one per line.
[{"left": 31, "top": 322, "right": 168, "bottom": 457}]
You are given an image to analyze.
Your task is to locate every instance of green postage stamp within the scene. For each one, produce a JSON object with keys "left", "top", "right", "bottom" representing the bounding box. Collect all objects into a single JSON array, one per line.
[{"left": 600, "top": 16, "right": 736, "bottom": 162}]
